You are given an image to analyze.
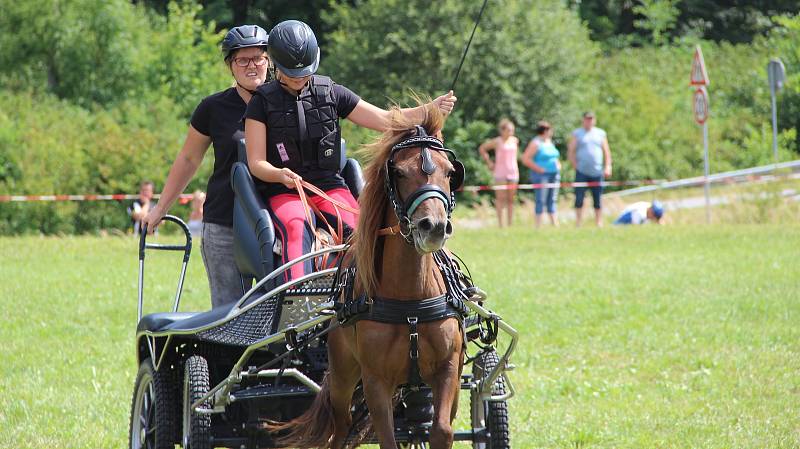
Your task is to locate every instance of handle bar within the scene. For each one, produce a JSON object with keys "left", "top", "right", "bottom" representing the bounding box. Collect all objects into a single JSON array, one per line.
[
  {"left": 139, "top": 215, "right": 192, "bottom": 261},
  {"left": 137, "top": 215, "right": 193, "bottom": 322}
]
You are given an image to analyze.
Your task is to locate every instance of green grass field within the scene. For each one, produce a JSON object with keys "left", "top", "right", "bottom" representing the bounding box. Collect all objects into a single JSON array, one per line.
[{"left": 2, "top": 224, "right": 799, "bottom": 448}]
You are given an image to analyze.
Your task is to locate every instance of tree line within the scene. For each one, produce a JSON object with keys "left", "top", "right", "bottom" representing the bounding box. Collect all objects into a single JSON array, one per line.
[{"left": 0, "top": 0, "right": 798, "bottom": 234}]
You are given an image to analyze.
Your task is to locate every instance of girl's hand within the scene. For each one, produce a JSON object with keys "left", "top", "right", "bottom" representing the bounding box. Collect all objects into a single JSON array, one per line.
[
  {"left": 433, "top": 90, "right": 457, "bottom": 116},
  {"left": 275, "top": 168, "right": 301, "bottom": 189}
]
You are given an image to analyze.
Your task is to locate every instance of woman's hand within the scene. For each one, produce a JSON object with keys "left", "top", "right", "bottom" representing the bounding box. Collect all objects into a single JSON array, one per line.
[
  {"left": 142, "top": 206, "right": 166, "bottom": 235},
  {"left": 433, "top": 90, "right": 457, "bottom": 116}
]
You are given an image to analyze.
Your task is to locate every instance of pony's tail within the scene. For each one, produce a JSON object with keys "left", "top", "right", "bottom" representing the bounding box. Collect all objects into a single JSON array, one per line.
[{"left": 268, "top": 373, "right": 335, "bottom": 448}]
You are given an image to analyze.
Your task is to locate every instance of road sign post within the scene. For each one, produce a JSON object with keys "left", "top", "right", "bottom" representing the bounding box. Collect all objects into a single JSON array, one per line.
[
  {"left": 768, "top": 58, "right": 786, "bottom": 164},
  {"left": 691, "top": 45, "right": 711, "bottom": 224}
]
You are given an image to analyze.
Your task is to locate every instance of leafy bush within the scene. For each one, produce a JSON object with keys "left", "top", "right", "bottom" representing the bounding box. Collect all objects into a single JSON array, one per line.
[{"left": 0, "top": 91, "right": 197, "bottom": 234}]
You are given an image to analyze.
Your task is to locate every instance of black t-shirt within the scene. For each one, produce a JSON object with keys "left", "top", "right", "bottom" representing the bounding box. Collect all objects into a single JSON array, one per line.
[
  {"left": 190, "top": 87, "right": 246, "bottom": 226},
  {"left": 244, "top": 79, "right": 360, "bottom": 197}
]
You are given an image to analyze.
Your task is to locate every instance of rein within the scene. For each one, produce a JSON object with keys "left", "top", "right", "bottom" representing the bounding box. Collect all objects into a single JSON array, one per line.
[{"left": 292, "top": 178, "right": 360, "bottom": 266}]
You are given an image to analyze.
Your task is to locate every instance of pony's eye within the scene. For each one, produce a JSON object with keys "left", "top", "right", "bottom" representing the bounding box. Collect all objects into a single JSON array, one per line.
[{"left": 393, "top": 168, "right": 405, "bottom": 178}]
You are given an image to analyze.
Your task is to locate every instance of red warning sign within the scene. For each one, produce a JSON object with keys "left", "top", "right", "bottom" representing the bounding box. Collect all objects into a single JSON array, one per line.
[
  {"left": 690, "top": 45, "right": 709, "bottom": 86},
  {"left": 693, "top": 87, "right": 709, "bottom": 124}
]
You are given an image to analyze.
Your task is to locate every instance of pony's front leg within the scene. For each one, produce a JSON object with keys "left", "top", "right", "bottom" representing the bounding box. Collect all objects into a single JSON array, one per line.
[
  {"left": 361, "top": 371, "right": 398, "bottom": 449},
  {"left": 328, "top": 326, "right": 361, "bottom": 449},
  {"left": 427, "top": 353, "right": 462, "bottom": 449}
]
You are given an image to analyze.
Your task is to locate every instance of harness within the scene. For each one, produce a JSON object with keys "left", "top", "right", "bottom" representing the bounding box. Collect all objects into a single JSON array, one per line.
[
  {"left": 333, "top": 250, "right": 472, "bottom": 389},
  {"left": 332, "top": 126, "right": 470, "bottom": 389}
]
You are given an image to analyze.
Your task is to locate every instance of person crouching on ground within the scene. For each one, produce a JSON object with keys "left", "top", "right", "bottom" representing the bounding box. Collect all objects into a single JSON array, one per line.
[{"left": 614, "top": 200, "right": 664, "bottom": 225}]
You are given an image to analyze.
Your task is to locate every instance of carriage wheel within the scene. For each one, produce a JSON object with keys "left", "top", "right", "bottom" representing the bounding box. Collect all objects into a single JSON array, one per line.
[
  {"left": 129, "top": 358, "right": 179, "bottom": 449},
  {"left": 182, "top": 355, "right": 212, "bottom": 449},
  {"left": 470, "top": 349, "right": 510, "bottom": 449}
]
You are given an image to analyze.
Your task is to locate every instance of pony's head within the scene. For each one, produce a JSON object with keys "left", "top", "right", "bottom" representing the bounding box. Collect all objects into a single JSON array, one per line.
[
  {"left": 352, "top": 102, "right": 465, "bottom": 295},
  {"left": 385, "top": 125, "right": 464, "bottom": 251}
]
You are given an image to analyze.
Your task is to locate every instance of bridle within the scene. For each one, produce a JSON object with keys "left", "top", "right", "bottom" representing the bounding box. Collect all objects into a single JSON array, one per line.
[{"left": 379, "top": 126, "right": 465, "bottom": 244}]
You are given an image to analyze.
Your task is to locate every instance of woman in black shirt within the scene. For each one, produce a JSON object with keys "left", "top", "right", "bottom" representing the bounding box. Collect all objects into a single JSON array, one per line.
[{"left": 143, "top": 25, "right": 269, "bottom": 308}]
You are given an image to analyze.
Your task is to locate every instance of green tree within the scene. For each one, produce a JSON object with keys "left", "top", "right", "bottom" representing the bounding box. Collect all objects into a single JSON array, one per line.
[{"left": 323, "top": 0, "right": 598, "bottom": 138}]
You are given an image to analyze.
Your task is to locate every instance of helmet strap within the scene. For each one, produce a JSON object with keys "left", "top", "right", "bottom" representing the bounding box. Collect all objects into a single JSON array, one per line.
[{"left": 235, "top": 82, "right": 257, "bottom": 95}]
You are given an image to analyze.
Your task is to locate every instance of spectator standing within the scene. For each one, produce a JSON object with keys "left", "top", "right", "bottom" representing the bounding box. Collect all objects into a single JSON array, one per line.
[
  {"left": 567, "top": 111, "right": 612, "bottom": 227},
  {"left": 128, "top": 180, "right": 154, "bottom": 234},
  {"left": 142, "top": 25, "right": 270, "bottom": 308},
  {"left": 187, "top": 190, "right": 206, "bottom": 237},
  {"left": 614, "top": 200, "right": 664, "bottom": 225},
  {"left": 479, "top": 119, "right": 519, "bottom": 227},
  {"left": 522, "top": 120, "right": 560, "bottom": 227}
]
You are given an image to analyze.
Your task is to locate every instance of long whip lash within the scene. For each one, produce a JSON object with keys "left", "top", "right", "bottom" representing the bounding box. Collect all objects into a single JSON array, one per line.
[{"left": 450, "top": 0, "right": 490, "bottom": 92}]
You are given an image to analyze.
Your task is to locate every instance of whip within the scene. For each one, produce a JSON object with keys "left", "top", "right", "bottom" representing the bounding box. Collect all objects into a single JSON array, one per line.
[{"left": 450, "top": 0, "right": 490, "bottom": 92}]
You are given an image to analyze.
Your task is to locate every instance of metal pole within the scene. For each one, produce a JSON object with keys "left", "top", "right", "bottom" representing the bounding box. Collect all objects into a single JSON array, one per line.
[
  {"left": 703, "top": 121, "right": 710, "bottom": 224},
  {"left": 770, "top": 79, "right": 779, "bottom": 164}
]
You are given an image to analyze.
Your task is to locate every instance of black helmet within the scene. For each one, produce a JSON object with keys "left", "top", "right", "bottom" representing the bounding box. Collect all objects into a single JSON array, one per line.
[
  {"left": 267, "top": 20, "right": 320, "bottom": 77},
  {"left": 221, "top": 25, "right": 269, "bottom": 61}
]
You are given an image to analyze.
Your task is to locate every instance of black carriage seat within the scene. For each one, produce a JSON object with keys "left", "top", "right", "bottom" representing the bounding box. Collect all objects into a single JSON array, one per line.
[
  {"left": 136, "top": 302, "right": 237, "bottom": 334},
  {"left": 137, "top": 276, "right": 336, "bottom": 346},
  {"left": 231, "top": 136, "right": 364, "bottom": 281}
]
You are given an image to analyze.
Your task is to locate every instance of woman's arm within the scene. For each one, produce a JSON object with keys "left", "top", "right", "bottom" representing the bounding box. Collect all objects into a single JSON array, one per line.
[
  {"left": 478, "top": 138, "right": 497, "bottom": 170},
  {"left": 142, "top": 126, "right": 211, "bottom": 232},
  {"left": 521, "top": 139, "right": 544, "bottom": 173},
  {"left": 244, "top": 118, "right": 299, "bottom": 188},
  {"left": 346, "top": 91, "right": 458, "bottom": 131}
]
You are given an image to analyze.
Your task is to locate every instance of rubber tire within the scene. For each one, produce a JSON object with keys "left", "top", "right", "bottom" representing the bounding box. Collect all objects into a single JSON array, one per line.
[
  {"left": 129, "top": 358, "right": 180, "bottom": 449},
  {"left": 183, "top": 355, "right": 212, "bottom": 449},
  {"left": 470, "top": 349, "right": 510, "bottom": 449}
]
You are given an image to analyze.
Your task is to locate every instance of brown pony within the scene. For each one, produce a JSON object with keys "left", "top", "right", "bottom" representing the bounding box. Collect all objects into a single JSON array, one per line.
[{"left": 272, "top": 104, "right": 464, "bottom": 449}]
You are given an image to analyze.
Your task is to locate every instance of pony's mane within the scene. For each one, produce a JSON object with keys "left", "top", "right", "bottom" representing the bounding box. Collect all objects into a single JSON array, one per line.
[{"left": 350, "top": 102, "right": 444, "bottom": 296}]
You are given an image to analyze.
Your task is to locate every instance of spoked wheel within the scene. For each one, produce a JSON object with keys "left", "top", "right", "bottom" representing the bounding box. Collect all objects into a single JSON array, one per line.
[
  {"left": 129, "top": 358, "right": 179, "bottom": 449},
  {"left": 399, "top": 443, "right": 429, "bottom": 448},
  {"left": 182, "top": 355, "right": 212, "bottom": 449},
  {"left": 470, "top": 349, "right": 510, "bottom": 449}
]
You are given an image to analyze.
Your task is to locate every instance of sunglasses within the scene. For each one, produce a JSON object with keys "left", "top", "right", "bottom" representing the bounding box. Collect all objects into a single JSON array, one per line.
[{"left": 233, "top": 56, "right": 268, "bottom": 67}]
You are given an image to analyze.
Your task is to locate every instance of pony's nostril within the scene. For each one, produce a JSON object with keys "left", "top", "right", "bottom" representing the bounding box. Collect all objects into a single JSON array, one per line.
[
  {"left": 445, "top": 220, "right": 453, "bottom": 236},
  {"left": 418, "top": 218, "right": 434, "bottom": 232}
]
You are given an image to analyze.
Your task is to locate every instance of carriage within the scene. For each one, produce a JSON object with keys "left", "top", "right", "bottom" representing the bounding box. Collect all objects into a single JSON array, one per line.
[{"left": 129, "top": 133, "right": 518, "bottom": 449}]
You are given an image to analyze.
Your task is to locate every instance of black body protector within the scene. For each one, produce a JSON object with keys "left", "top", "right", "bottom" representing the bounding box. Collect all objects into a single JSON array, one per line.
[{"left": 256, "top": 75, "right": 342, "bottom": 173}]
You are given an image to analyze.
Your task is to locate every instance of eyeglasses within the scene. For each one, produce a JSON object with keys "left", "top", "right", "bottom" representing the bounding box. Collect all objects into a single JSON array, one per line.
[{"left": 233, "top": 56, "right": 268, "bottom": 67}]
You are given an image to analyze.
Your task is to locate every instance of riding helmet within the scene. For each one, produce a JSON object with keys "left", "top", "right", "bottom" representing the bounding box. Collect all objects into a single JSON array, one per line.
[
  {"left": 267, "top": 20, "right": 320, "bottom": 78},
  {"left": 221, "top": 25, "right": 269, "bottom": 61}
]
